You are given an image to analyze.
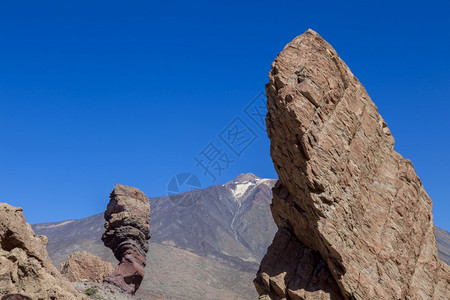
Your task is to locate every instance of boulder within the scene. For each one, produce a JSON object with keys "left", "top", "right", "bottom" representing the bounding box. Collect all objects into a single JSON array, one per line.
[{"left": 60, "top": 250, "right": 114, "bottom": 283}]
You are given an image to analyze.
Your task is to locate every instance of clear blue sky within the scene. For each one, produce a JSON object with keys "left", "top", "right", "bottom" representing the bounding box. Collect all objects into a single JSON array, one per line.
[{"left": 0, "top": 1, "right": 449, "bottom": 230}]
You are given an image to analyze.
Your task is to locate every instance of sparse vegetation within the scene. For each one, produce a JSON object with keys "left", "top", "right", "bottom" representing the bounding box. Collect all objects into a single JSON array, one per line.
[{"left": 84, "top": 287, "right": 102, "bottom": 299}]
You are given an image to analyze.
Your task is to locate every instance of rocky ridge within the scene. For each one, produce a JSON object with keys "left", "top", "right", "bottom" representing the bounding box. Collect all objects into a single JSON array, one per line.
[
  {"left": 0, "top": 203, "right": 86, "bottom": 300},
  {"left": 33, "top": 174, "right": 276, "bottom": 299},
  {"left": 255, "top": 29, "right": 450, "bottom": 299},
  {"left": 27, "top": 174, "right": 450, "bottom": 299}
]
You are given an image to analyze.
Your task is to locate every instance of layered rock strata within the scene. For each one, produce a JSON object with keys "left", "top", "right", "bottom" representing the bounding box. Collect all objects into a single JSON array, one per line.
[{"left": 102, "top": 184, "right": 151, "bottom": 294}]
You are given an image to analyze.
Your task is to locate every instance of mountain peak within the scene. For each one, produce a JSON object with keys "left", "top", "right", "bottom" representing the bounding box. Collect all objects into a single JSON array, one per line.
[
  {"left": 224, "top": 173, "right": 269, "bottom": 203},
  {"left": 227, "top": 173, "right": 260, "bottom": 185}
]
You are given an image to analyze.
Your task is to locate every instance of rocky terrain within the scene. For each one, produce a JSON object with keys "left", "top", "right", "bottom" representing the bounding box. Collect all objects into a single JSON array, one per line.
[
  {"left": 33, "top": 173, "right": 276, "bottom": 299},
  {"left": 255, "top": 29, "right": 450, "bottom": 299},
  {"left": 256, "top": 228, "right": 343, "bottom": 300},
  {"left": 102, "top": 184, "right": 151, "bottom": 294},
  {"left": 1, "top": 23, "right": 448, "bottom": 300},
  {"left": 0, "top": 203, "right": 86, "bottom": 299},
  {"left": 30, "top": 173, "right": 450, "bottom": 299},
  {"left": 73, "top": 281, "right": 144, "bottom": 300}
]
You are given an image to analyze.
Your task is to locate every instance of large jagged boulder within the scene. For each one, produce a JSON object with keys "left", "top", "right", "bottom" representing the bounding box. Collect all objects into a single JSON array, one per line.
[
  {"left": 102, "top": 184, "right": 151, "bottom": 295},
  {"left": 255, "top": 29, "right": 450, "bottom": 299},
  {"left": 0, "top": 203, "right": 86, "bottom": 300},
  {"left": 60, "top": 250, "right": 114, "bottom": 283}
]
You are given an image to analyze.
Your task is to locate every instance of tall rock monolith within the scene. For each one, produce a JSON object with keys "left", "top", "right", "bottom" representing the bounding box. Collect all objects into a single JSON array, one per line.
[
  {"left": 255, "top": 29, "right": 450, "bottom": 299},
  {"left": 102, "top": 184, "right": 151, "bottom": 294}
]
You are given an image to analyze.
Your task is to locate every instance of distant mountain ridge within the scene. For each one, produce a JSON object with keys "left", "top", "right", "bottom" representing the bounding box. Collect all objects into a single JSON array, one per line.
[
  {"left": 33, "top": 173, "right": 276, "bottom": 299},
  {"left": 437, "top": 227, "right": 450, "bottom": 265},
  {"left": 32, "top": 173, "right": 450, "bottom": 299},
  {"left": 150, "top": 173, "right": 277, "bottom": 272}
]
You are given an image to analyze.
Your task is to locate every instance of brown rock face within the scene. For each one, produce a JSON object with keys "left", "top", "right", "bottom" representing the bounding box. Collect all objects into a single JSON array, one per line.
[
  {"left": 0, "top": 203, "right": 86, "bottom": 300},
  {"left": 60, "top": 250, "right": 114, "bottom": 283},
  {"left": 255, "top": 228, "right": 343, "bottom": 300},
  {"left": 256, "top": 29, "right": 450, "bottom": 299},
  {"left": 102, "top": 184, "right": 151, "bottom": 294}
]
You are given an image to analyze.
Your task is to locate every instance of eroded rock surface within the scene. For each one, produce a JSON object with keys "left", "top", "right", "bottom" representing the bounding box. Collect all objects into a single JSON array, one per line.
[
  {"left": 256, "top": 29, "right": 450, "bottom": 299},
  {"left": 254, "top": 228, "right": 343, "bottom": 300},
  {"left": 102, "top": 184, "right": 151, "bottom": 294},
  {"left": 60, "top": 250, "right": 114, "bottom": 283},
  {"left": 0, "top": 203, "right": 86, "bottom": 300}
]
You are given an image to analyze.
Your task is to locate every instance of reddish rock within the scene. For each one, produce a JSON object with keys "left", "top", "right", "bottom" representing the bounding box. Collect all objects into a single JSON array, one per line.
[
  {"left": 256, "top": 29, "right": 450, "bottom": 299},
  {"left": 102, "top": 184, "right": 151, "bottom": 294}
]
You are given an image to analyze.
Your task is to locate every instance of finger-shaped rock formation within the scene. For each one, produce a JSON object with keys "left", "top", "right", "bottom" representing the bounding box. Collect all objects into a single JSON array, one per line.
[
  {"left": 255, "top": 29, "right": 450, "bottom": 299},
  {"left": 102, "top": 184, "right": 151, "bottom": 295}
]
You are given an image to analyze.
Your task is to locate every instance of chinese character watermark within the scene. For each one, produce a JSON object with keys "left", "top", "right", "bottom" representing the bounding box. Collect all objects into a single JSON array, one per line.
[
  {"left": 167, "top": 172, "right": 202, "bottom": 207},
  {"left": 219, "top": 117, "right": 258, "bottom": 157},
  {"left": 194, "top": 141, "right": 235, "bottom": 182},
  {"left": 244, "top": 92, "right": 266, "bottom": 130}
]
